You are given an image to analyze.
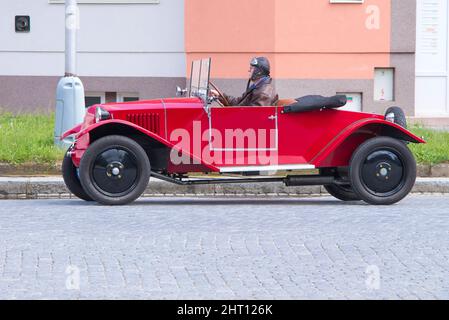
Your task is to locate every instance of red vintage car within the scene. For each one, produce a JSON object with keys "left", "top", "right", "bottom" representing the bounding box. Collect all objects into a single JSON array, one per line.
[{"left": 61, "top": 59, "right": 425, "bottom": 205}]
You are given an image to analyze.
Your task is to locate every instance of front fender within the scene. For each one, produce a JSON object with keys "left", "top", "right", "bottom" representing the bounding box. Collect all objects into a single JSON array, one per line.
[
  {"left": 74, "top": 119, "right": 220, "bottom": 172},
  {"left": 76, "top": 119, "right": 171, "bottom": 147},
  {"left": 312, "top": 119, "right": 425, "bottom": 167},
  {"left": 60, "top": 124, "right": 82, "bottom": 140}
]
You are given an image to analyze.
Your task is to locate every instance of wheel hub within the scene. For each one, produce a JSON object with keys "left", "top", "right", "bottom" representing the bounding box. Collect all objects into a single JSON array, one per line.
[
  {"left": 91, "top": 148, "right": 138, "bottom": 195},
  {"left": 106, "top": 162, "right": 124, "bottom": 179},
  {"left": 361, "top": 150, "right": 404, "bottom": 196},
  {"left": 376, "top": 162, "right": 392, "bottom": 181}
]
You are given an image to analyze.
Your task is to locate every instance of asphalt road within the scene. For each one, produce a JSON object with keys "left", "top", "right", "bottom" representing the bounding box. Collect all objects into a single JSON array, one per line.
[{"left": 0, "top": 195, "right": 448, "bottom": 300}]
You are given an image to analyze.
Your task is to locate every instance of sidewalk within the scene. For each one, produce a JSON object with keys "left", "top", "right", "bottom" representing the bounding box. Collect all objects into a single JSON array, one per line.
[{"left": 0, "top": 176, "right": 448, "bottom": 200}]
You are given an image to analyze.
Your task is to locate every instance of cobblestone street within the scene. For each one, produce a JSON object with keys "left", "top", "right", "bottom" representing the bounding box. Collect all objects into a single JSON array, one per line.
[{"left": 0, "top": 195, "right": 448, "bottom": 299}]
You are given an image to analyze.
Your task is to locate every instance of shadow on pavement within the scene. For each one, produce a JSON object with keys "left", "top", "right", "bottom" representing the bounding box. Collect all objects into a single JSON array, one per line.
[{"left": 48, "top": 197, "right": 368, "bottom": 207}]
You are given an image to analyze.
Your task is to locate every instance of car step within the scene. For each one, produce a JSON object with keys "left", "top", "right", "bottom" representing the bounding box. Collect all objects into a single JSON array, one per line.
[{"left": 151, "top": 171, "right": 336, "bottom": 187}]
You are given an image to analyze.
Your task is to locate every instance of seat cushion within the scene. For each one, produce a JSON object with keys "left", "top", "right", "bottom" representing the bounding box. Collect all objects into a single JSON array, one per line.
[{"left": 276, "top": 98, "right": 297, "bottom": 106}]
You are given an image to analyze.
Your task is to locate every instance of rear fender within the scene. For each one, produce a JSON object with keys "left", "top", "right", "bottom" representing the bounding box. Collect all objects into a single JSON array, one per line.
[{"left": 312, "top": 119, "right": 425, "bottom": 168}]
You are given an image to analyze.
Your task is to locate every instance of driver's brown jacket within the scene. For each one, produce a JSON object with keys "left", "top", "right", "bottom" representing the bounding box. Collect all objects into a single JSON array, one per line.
[{"left": 219, "top": 78, "right": 279, "bottom": 107}]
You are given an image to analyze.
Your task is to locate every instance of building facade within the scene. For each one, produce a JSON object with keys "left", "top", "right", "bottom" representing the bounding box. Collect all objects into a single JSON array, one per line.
[
  {"left": 0, "top": 0, "right": 447, "bottom": 122},
  {"left": 187, "top": 0, "right": 416, "bottom": 117},
  {"left": 0, "top": 0, "right": 186, "bottom": 112},
  {"left": 415, "top": 0, "right": 449, "bottom": 124}
]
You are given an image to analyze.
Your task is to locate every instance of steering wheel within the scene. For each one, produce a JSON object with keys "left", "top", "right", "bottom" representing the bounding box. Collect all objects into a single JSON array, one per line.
[{"left": 209, "top": 81, "right": 229, "bottom": 107}]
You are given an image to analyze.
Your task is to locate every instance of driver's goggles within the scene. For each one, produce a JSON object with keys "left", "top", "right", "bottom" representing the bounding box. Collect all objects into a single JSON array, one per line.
[{"left": 250, "top": 58, "right": 259, "bottom": 67}]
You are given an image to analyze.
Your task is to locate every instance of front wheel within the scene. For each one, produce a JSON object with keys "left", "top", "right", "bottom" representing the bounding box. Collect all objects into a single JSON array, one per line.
[
  {"left": 62, "top": 151, "right": 93, "bottom": 201},
  {"left": 349, "top": 136, "right": 416, "bottom": 205},
  {"left": 79, "top": 135, "right": 151, "bottom": 205}
]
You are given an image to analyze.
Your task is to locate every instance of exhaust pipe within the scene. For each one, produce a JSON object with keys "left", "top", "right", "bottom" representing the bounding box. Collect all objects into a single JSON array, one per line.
[{"left": 284, "top": 175, "right": 335, "bottom": 187}]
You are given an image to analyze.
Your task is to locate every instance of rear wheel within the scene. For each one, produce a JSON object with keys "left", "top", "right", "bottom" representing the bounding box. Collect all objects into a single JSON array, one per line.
[
  {"left": 79, "top": 135, "right": 151, "bottom": 205},
  {"left": 349, "top": 136, "right": 416, "bottom": 205},
  {"left": 324, "top": 184, "right": 360, "bottom": 202},
  {"left": 62, "top": 151, "right": 93, "bottom": 201},
  {"left": 321, "top": 168, "right": 360, "bottom": 201}
]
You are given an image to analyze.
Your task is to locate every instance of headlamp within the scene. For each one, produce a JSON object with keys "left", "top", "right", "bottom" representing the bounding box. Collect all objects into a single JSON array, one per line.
[{"left": 95, "top": 107, "right": 111, "bottom": 123}]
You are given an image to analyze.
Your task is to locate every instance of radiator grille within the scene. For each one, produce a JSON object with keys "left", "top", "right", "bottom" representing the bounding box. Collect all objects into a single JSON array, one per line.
[{"left": 126, "top": 113, "right": 160, "bottom": 134}]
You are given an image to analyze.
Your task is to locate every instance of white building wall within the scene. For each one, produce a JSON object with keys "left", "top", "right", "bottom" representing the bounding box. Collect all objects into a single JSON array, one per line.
[
  {"left": 0, "top": 0, "right": 186, "bottom": 77},
  {"left": 415, "top": 0, "right": 449, "bottom": 116}
]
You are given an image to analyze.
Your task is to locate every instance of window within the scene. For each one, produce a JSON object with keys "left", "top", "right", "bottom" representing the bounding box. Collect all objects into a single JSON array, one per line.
[
  {"left": 85, "top": 92, "right": 139, "bottom": 107},
  {"left": 49, "top": 0, "right": 159, "bottom": 3},
  {"left": 85, "top": 92, "right": 105, "bottom": 108},
  {"left": 123, "top": 97, "right": 139, "bottom": 102},
  {"left": 117, "top": 93, "right": 139, "bottom": 103},
  {"left": 337, "top": 92, "right": 362, "bottom": 112},
  {"left": 374, "top": 68, "right": 395, "bottom": 101}
]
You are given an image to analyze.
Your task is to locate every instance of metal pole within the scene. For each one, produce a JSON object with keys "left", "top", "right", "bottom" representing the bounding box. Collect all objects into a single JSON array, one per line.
[
  {"left": 65, "top": 0, "right": 77, "bottom": 77},
  {"left": 55, "top": 0, "right": 85, "bottom": 147}
]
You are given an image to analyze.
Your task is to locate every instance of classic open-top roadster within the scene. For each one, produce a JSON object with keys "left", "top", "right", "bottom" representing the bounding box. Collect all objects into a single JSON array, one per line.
[{"left": 62, "top": 59, "right": 425, "bottom": 205}]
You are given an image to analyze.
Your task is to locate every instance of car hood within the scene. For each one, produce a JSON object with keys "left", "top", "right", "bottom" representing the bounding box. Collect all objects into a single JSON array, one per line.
[
  {"left": 97, "top": 97, "right": 204, "bottom": 112},
  {"left": 80, "top": 97, "right": 205, "bottom": 132}
]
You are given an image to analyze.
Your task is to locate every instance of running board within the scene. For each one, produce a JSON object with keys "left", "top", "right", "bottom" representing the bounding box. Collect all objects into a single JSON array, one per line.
[
  {"left": 218, "top": 164, "right": 315, "bottom": 173},
  {"left": 151, "top": 171, "right": 336, "bottom": 187}
]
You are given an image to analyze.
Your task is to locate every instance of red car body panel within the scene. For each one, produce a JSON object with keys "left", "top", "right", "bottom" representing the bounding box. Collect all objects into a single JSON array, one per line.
[
  {"left": 63, "top": 97, "right": 424, "bottom": 173},
  {"left": 310, "top": 118, "right": 425, "bottom": 167},
  {"left": 61, "top": 124, "right": 82, "bottom": 140}
]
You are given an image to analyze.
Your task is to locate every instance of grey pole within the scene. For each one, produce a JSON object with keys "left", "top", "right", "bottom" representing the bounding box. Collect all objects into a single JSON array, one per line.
[
  {"left": 54, "top": 0, "right": 86, "bottom": 148},
  {"left": 65, "top": 0, "right": 77, "bottom": 77}
]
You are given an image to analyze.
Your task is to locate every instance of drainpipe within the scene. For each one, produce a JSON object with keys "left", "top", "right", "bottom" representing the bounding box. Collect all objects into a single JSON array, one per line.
[{"left": 54, "top": 0, "right": 86, "bottom": 148}]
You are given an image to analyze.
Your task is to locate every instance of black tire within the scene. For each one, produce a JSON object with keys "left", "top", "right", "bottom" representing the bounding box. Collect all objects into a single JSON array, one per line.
[
  {"left": 62, "top": 151, "right": 93, "bottom": 201},
  {"left": 385, "top": 106, "right": 407, "bottom": 129},
  {"left": 79, "top": 135, "right": 151, "bottom": 205},
  {"left": 324, "top": 184, "right": 361, "bottom": 201},
  {"left": 349, "top": 136, "right": 416, "bottom": 205}
]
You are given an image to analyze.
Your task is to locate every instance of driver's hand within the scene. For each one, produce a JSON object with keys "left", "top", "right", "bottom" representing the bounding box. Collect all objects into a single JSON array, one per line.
[{"left": 210, "top": 89, "right": 219, "bottom": 97}]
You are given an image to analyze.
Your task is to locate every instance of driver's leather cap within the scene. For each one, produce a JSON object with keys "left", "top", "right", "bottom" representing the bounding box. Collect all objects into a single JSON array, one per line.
[{"left": 250, "top": 57, "right": 270, "bottom": 79}]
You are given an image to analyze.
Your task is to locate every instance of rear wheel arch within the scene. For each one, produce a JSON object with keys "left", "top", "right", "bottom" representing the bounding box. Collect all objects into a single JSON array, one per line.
[{"left": 315, "top": 122, "right": 422, "bottom": 168}]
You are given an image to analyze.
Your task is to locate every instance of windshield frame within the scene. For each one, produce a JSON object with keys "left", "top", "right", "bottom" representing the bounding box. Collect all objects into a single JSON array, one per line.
[{"left": 189, "top": 58, "right": 211, "bottom": 105}]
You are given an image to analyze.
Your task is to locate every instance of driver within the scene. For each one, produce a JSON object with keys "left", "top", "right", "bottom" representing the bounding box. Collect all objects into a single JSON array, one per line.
[{"left": 211, "top": 57, "right": 278, "bottom": 106}]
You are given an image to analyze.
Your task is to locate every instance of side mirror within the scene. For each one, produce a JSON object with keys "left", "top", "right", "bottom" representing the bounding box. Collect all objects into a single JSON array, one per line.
[{"left": 176, "top": 86, "right": 188, "bottom": 97}]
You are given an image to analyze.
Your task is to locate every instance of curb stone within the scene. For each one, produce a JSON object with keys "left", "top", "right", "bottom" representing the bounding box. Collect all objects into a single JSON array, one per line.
[
  {"left": 1, "top": 163, "right": 449, "bottom": 177},
  {"left": 0, "top": 177, "right": 448, "bottom": 200},
  {"left": 430, "top": 164, "right": 449, "bottom": 177}
]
